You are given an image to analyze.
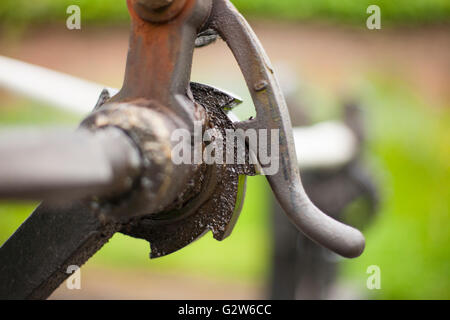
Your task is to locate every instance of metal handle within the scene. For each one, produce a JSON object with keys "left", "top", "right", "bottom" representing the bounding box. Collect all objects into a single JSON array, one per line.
[{"left": 209, "top": 0, "right": 365, "bottom": 258}]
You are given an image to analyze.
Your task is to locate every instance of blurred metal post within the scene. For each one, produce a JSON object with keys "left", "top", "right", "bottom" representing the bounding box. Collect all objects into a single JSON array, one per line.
[{"left": 270, "top": 98, "right": 378, "bottom": 299}]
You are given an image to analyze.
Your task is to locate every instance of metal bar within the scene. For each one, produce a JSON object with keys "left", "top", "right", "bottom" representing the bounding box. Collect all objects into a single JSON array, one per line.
[
  {"left": 0, "top": 55, "right": 118, "bottom": 115},
  {"left": 0, "top": 127, "right": 141, "bottom": 201},
  {"left": 0, "top": 200, "right": 119, "bottom": 299},
  {"left": 293, "top": 121, "right": 357, "bottom": 170}
]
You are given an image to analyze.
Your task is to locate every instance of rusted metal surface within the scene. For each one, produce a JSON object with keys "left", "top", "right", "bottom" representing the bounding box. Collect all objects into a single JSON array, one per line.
[
  {"left": 72, "top": 0, "right": 215, "bottom": 223},
  {"left": 113, "top": 0, "right": 211, "bottom": 126},
  {"left": 135, "top": 0, "right": 188, "bottom": 23}
]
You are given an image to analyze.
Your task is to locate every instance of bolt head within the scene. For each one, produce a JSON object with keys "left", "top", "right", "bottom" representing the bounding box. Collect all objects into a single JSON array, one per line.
[
  {"left": 134, "top": 0, "right": 187, "bottom": 23},
  {"left": 138, "top": 0, "right": 174, "bottom": 10}
]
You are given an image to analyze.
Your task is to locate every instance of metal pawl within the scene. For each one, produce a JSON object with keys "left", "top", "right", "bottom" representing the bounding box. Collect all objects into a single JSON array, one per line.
[{"left": 203, "top": 0, "right": 365, "bottom": 258}]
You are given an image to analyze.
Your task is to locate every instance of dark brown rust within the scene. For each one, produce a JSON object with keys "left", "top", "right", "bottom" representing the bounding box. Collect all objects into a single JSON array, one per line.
[
  {"left": 114, "top": 0, "right": 211, "bottom": 120},
  {"left": 80, "top": 0, "right": 214, "bottom": 222}
]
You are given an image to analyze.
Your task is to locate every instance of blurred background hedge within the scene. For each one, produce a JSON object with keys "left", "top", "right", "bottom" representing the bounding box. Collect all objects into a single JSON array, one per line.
[{"left": 0, "top": 0, "right": 449, "bottom": 30}]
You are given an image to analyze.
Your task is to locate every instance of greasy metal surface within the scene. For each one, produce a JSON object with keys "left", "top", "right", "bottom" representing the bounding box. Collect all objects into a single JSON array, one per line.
[
  {"left": 207, "top": 0, "right": 365, "bottom": 258},
  {"left": 121, "top": 83, "right": 255, "bottom": 258},
  {"left": 0, "top": 201, "right": 119, "bottom": 300},
  {"left": 190, "top": 82, "right": 242, "bottom": 111},
  {"left": 0, "top": 127, "right": 141, "bottom": 201},
  {"left": 81, "top": 101, "right": 190, "bottom": 221}
]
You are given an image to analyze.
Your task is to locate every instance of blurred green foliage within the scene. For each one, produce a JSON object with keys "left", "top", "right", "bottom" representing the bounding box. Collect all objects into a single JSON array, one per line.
[
  {"left": 0, "top": 99, "right": 80, "bottom": 126},
  {"left": 340, "top": 76, "right": 450, "bottom": 299},
  {"left": 233, "top": 0, "right": 450, "bottom": 25},
  {"left": 0, "top": 0, "right": 449, "bottom": 31}
]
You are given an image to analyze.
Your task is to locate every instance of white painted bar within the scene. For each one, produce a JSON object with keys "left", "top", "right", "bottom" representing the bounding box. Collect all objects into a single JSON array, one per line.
[
  {"left": 0, "top": 55, "right": 117, "bottom": 115},
  {"left": 293, "top": 121, "right": 357, "bottom": 170}
]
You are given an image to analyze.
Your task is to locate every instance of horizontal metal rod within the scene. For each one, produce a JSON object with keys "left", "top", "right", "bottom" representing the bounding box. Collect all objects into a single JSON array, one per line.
[
  {"left": 293, "top": 121, "right": 357, "bottom": 170},
  {"left": 0, "top": 127, "right": 141, "bottom": 201},
  {"left": 0, "top": 55, "right": 118, "bottom": 115}
]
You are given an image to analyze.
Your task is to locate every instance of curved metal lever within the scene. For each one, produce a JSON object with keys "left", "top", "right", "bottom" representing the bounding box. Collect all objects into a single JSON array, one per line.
[{"left": 209, "top": 0, "right": 365, "bottom": 258}]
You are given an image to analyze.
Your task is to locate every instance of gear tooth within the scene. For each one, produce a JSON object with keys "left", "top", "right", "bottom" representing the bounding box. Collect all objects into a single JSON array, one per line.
[
  {"left": 149, "top": 243, "right": 161, "bottom": 259},
  {"left": 195, "top": 29, "right": 220, "bottom": 48},
  {"left": 190, "top": 82, "right": 243, "bottom": 112}
]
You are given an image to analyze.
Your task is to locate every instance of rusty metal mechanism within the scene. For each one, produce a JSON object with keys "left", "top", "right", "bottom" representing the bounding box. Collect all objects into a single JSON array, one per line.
[{"left": 0, "top": 0, "right": 364, "bottom": 299}]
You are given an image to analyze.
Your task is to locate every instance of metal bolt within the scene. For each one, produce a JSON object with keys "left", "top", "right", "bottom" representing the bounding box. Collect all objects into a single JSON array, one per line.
[
  {"left": 254, "top": 80, "right": 268, "bottom": 92},
  {"left": 138, "top": 0, "right": 174, "bottom": 10}
]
